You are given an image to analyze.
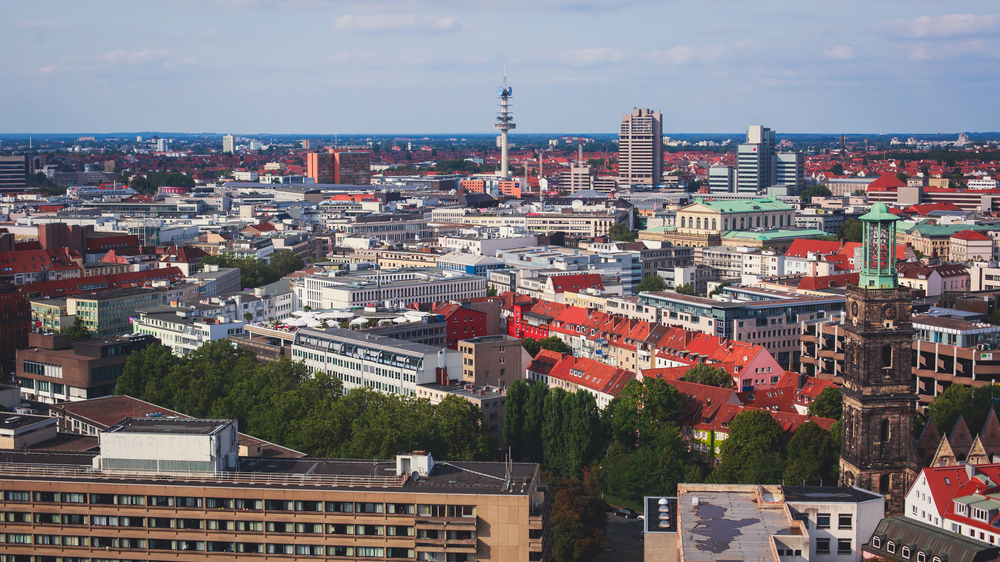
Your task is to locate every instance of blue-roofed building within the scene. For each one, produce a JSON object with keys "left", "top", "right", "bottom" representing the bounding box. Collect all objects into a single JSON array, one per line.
[{"left": 435, "top": 253, "right": 505, "bottom": 276}]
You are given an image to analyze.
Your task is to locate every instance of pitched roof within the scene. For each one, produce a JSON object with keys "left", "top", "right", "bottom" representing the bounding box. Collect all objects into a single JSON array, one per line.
[
  {"left": 526, "top": 349, "right": 564, "bottom": 376},
  {"left": 22, "top": 267, "right": 184, "bottom": 298},
  {"left": 905, "top": 202, "right": 962, "bottom": 216},
  {"left": 797, "top": 273, "right": 859, "bottom": 290},
  {"left": 548, "top": 274, "right": 604, "bottom": 293},
  {"left": 951, "top": 230, "right": 992, "bottom": 241},
  {"left": 547, "top": 354, "right": 634, "bottom": 397},
  {"left": 784, "top": 239, "right": 842, "bottom": 258},
  {"left": 866, "top": 172, "right": 906, "bottom": 191},
  {"left": 0, "top": 248, "right": 80, "bottom": 274},
  {"left": 86, "top": 235, "right": 140, "bottom": 252}
]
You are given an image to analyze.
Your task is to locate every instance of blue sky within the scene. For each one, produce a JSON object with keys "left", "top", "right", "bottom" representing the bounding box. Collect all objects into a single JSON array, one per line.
[{"left": 2, "top": 0, "right": 999, "bottom": 135}]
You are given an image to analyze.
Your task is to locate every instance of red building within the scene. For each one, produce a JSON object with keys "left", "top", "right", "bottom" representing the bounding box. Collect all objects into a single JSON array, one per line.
[
  {"left": 433, "top": 302, "right": 487, "bottom": 349},
  {"left": 0, "top": 285, "right": 30, "bottom": 373}
]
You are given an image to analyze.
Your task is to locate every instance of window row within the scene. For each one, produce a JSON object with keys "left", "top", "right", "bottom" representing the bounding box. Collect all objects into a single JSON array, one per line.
[{"left": 2, "top": 495, "right": 471, "bottom": 517}]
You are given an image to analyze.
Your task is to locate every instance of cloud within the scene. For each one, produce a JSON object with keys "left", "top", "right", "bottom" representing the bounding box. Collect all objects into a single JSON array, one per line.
[
  {"left": 908, "top": 39, "right": 1000, "bottom": 60},
  {"left": 646, "top": 44, "right": 733, "bottom": 65},
  {"left": 874, "top": 13, "right": 1000, "bottom": 39},
  {"left": 37, "top": 65, "right": 59, "bottom": 75},
  {"left": 333, "top": 14, "right": 462, "bottom": 33},
  {"left": 330, "top": 50, "right": 487, "bottom": 67},
  {"left": 824, "top": 44, "right": 856, "bottom": 60},
  {"left": 101, "top": 49, "right": 172, "bottom": 65},
  {"left": 18, "top": 20, "right": 67, "bottom": 29},
  {"left": 556, "top": 48, "right": 626, "bottom": 67}
]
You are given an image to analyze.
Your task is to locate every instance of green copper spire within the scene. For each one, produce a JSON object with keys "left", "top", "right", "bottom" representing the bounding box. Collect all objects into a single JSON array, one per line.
[{"left": 858, "top": 202, "right": 899, "bottom": 289}]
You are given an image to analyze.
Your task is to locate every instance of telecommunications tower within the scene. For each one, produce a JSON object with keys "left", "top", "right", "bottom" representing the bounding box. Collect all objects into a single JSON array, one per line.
[{"left": 494, "top": 74, "right": 515, "bottom": 178}]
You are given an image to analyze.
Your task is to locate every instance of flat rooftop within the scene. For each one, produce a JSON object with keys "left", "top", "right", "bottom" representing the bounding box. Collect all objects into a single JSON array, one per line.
[
  {"left": 782, "top": 486, "right": 882, "bottom": 503},
  {"left": 111, "top": 418, "right": 230, "bottom": 436},
  {"left": 0, "top": 453, "right": 538, "bottom": 494},
  {"left": 679, "top": 486, "right": 792, "bottom": 562}
]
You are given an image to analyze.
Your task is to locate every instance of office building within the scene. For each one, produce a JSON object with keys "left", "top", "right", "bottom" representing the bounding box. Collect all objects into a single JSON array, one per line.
[
  {"left": 307, "top": 152, "right": 337, "bottom": 184},
  {"left": 708, "top": 165, "right": 736, "bottom": 193},
  {"left": 737, "top": 125, "right": 776, "bottom": 193},
  {"left": 776, "top": 152, "right": 805, "bottom": 189},
  {"left": 132, "top": 304, "right": 246, "bottom": 356},
  {"left": 291, "top": 327, "right": 461, "bottom": 397},
  {"left": 66, "top": 288, "right": 164, "bottom": 338},
  {"left": 222, "top": 134, "right": 235, "bottom": 154},
  {"left": 0, "top": 286, "right": 31, "bottom": 373},
  {"left": 308, "top": 150, "right": 371, "bottom": 185},
  {"left": 0, "top": 418, "right": 550, "bottom": 562},
  {"left": 16, "top": 331, "right": 158, "bottom": 404},
  {"left": 619, "top": 108, "right": 662, "bottom": 186},
  {"left": 0, "top": 155, "right": 26, "bottom": 191}
]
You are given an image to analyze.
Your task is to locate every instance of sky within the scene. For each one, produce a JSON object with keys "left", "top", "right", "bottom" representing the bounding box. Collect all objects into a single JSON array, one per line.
[{"left": 2, "top": 0, "right": 999, "bottom": 136}]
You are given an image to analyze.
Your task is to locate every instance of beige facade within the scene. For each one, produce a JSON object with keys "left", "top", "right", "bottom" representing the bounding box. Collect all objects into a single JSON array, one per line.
[
  {"left": 950, "top": 236, "right": 995, "bottom": 263},
  {"left": 0, "top": 458, "right": 549, "bottom": 562},
  {"left": 459, "top": 335, "right": 526, "bottom": 389},
  {"left": 619, "top": 108, "right": 662, "bottom": 186}
]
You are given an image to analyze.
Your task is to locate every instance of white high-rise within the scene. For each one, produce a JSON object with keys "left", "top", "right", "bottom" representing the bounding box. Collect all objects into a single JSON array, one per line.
[
  {"left": 619, "top": 108, "right": 662, "bottom": 187},
  {"left": 222, "top": 134, "right": 235, "bottom": 154},
  {"left": 737, "top": 125, "right": 776, "bottom": 193}
]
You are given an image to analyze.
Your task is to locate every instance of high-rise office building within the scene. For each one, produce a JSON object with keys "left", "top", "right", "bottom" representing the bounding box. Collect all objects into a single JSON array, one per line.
[
  {"left": 222, "top": 134, "right": 235, "bottom": 154},
  {"left": 736, "top": 125, "right": 776, "bottom": 193},
  {"left": 307, "top": 151, "right": 372, "bottom": 185},
  {"left": 776, "top": 152, "right": 804, "bottom": 189},
  {"left": 0, "top": 155, "right": 26, "bottom": 192},
  {"left": 619, "top": 109, "right": 662, "bottom": 187},
  {"left": 708, "top": 166, "right": 736, "bottom": 193}
]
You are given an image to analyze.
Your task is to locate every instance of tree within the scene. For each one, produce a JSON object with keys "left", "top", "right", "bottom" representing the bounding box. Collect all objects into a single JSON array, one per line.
[
  {"left": 800, "top": 185, "right": 833, "bottom": 203},
  {"left": 708, "top": 282, "right": 731, "bottom": 297},
  {"left": 635, "top": 275, "right": 666, "bottom": 293},
  {"left": 603, "top": 378, "right": 684, "bottom": 450},
  {"left": 828, "top": 163, "right": 844, "bottom": 176},
  {"left": 244, "top": 313, "right": 253, "bottom": 324},
  {"left": 486, "top": 285, "right": 498, "bottom": 297},
  {"left": 522, "top": 336, "right": 569, "bottom": 358},
  {"left": 854, "top": 189, "right": 867, "bottom": 196},
  {"left": 682, "top": 364, "right": 732, "bottom": 388},
  {"left": 837, "top": 219, "right": 863, "bottom": 243},
  {"left": 783, "top": 421, "right": 837, "bottom": 486},
  {"left": 675, "top": 283, "right": 696, "bottom": 296},
  {"left": 503, "top": 379, "right": 531, "bottom": 461},
  {"left": 928, "top": 382, "right": 974, "bottom": 435},
  {"left": 550, "top": 475, "right": 607, "bottom": 562},
  {"left": 710, "top": 409, "right": 786, "bottom": 484},
  {"left": 608, "top": 222, "right": 636, "bottom": 242},
  {"left": 60, "top": 317, "right": 91, "bottom": 341},
  {"left": 808, "top": 386, "right": 843, "bottom": 420}
]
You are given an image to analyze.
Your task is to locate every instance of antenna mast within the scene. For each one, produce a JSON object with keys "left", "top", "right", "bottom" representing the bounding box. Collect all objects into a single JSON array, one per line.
[{"left": 494, "top": 71, "right": 515, "bottom": 179}]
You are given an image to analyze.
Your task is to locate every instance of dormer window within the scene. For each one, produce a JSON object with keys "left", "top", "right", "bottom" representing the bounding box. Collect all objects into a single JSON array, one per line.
[
  {"left": 887, "top": 541, "right": 896, "bottom": 554},
  {"left": 901, "top": 546, "right": 911, "bottom": 558},
  {"left": 916, "top": 552, "right": 926, "bottom": 562},
  {"left": 872, "top": 536, "right": 881, "bottom": 548}
]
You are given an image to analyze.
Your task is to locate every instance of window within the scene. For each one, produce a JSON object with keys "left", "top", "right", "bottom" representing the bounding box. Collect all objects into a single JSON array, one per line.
[
  {"left": 817, "top": 513, "right": 831, "bottom": 528},
  {"left": 838, "top": 513, "right": 852, "bottom": 529},
  {"left": 901, "top": 546, "right": 911, "bottom": 558},
  {"left": 816, "top": 539, "right": 831, "bottom": 555},
  {"left": 881, "top": 419, "right": 891, "bottom": 442},
  {"left": 872, "top": 536, "right": 881, "bottom": 548},
  {"left": 838, "top": 539, "right": 851, "bottom": 554},
  {"left": 916, "top": 552, "right": 926, "bottom": 562},
  {"left": 882, "top": 344, "right": 892, "bottom": 368},
  {"left": 5, "top": 490, "right": 29, "bottom": 501},
  {"left": 356, "top": 502, "right": 384, "bottom": 514},
  {"left": 388, "top": 503, "right": 415, "bottom": 515},
  {"left": 887, "top": 541, "right": 897, "bottom": 554},
  {"left": 176, "top": 496, "right": 203, "bottom": 508}
]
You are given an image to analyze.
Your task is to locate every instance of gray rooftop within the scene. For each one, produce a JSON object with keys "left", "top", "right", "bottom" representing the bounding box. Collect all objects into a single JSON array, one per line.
[
  {"left": 679, "top": 486, "right": 792, "bottom": 562},
  {"left": 294, "top": 326, "right": 446, "bottom": 356}
]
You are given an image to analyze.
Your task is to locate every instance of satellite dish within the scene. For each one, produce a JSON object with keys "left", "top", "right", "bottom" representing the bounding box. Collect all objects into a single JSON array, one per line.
[{"left": 497, "top": 86, "right": 504, "bottom": 96}]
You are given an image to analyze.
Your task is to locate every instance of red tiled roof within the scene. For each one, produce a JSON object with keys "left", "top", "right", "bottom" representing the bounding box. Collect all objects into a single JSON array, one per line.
[
  {"left": 547, "top": 354, "right": 634, "bottom": 397},
  {"left": 797, "top": 273, "right": 859, "bottom": 290},
  {"left": 785, "top": 239, "right": 842, "bottom": 258},
  {"left": 548, "top": 274, "right": 604, "bottom": 293},
  {"left": 0, "top": 249, "right": 80, "bottom": 274},
  {"left": 23, "top": 267, "right": 184, "bottom": 297},
  {"left": 951, "top": 229, "right": 992, "bottom": 241},
  {"left": 527, "top": 349, "right": 565, "bottom": 377},
  {"left": 866, "top": 172, "right": 906, "bottom": 191},
  {"left": 905, "top": 202, "right": 962, "bottom": 216}
]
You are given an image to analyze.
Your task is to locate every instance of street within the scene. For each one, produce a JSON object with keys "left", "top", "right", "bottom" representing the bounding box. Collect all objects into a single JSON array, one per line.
[{"left": 598, "top": 513, "right": 646, "bottom": 562}]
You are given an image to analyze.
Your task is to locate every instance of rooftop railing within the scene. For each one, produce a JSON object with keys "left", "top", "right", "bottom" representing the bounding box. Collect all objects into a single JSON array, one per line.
[{"left": 0, "top": 462, "right": 407, "bottom": 488}]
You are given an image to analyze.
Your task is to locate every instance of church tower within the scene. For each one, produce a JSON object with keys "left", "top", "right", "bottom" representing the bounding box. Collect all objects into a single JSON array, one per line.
[{"left": 839, "top": 202, "right": 918, "bottom": 515}]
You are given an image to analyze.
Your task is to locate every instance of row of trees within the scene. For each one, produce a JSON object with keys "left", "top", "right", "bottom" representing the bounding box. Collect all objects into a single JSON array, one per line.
[
  {"left": 129, "top": 171, "right": 195, "bottom": 194},
  {"left": 200, "top": 251, "right": 305, "bottom": 289},
  {"left": 116, "top": 340, "right": 495, "bottom": 461},
  {"left": 521, "top": 336, "right": 570, "bottom": 357}
]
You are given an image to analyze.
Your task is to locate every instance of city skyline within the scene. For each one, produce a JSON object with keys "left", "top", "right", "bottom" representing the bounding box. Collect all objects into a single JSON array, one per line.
[{"left": 2, "top": 1, "right": 999, "bottom": 135}]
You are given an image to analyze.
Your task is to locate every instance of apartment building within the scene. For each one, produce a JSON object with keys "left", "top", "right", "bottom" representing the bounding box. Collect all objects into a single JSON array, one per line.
[
  {"left": 638, "top": 289, "right": 842, "bottom": 366},
  {"left": 801, "top": 312, "right": 1000, "bottom": 409},
  {"left": 30, "top": 297, "right": 73, "bottom": 332},
  {"left": 950, "top": 230, "right": 996, "bottom": 263},
  {"left": 66, "top": 287, "right": 163, "bottom": 338},
  {"left": 16, "top": 332, "right": 158, "bottom": 404},
  {"left": 291, "top": 327, "right": 462, "bottom": 397},
  {"left": 294, "top": 269, "right": 487, "bottom": 311},
  {"left": 0, "top": 419, "right": 550, "bottom": 562},
  {"left": 185, "top": 265, "right": 242, "bottom": 298},
  {"left": 132, "top": 305, "right": 246, "bottom": 356},
  {"left": 345, "top": 212, "right": 430, "bottom": 242}
]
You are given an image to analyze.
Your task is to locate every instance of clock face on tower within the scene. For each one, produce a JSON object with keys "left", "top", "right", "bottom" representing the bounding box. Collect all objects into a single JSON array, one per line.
[
  {"left": 851, "top": 301, "right": 859, "bottom": 317},
  {"left": 883, "top": 304, "right": 896, "bottom": 320}
]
